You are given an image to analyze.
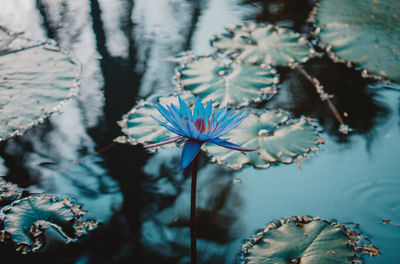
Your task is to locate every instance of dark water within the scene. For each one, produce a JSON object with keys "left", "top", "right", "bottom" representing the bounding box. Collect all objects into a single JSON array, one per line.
[{"left": 0, "top": 0, "right": 399, "bottom": 263}]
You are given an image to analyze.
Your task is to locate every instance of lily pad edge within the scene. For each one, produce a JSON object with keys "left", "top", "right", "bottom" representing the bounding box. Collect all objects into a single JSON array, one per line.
[
  {"left": 0, "top": 25, "right": 81, "bottom": 142},
  {"left": 240, "top": 215, "right": 381, "bottom": 264}
]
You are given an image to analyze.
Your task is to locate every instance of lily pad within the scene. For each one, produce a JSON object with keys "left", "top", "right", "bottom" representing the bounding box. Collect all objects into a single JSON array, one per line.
[
  {"left": 0, "top": 28, "right": 79, "bottom": 141},
  {"left": 315, "top": 0, "right": 400, "bottom": 81},
  {"left": 210, "top": 22, "right": 314, "bottom": 66},
  {"left": 241, "top": 216, "right": 380, "bottom": 264},
  {"left": 0, "top": 194, "right": 97, "bottom": 253},
  {"left": 0, "top": 177, "right": 23, "bottom": 206},
  {"left": 116, "top": 92, "right": 196, "bottom": 149},
  {"left": 176, "top": 56, "right": 279, "bottom": 106},
  {"left": 205, "top": 110, "right": 322, "bottom": 169}
]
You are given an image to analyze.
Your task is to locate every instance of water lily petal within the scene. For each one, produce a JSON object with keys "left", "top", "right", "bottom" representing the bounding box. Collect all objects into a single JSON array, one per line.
[
  {"left": 214, "top": 110, "right": 248, "bottom": 137},
  {"left": 214, "top": 103, "right": 229, "bottom": 121},
  {"left": 180, "top": 140, "right": 203, "bottom": 170},
  {"left": 143, "top": 136, "right": 183, "bottom": 149},
  {"left": 186, "top": 119, "right": 199, "bottom": 138},
  {"left": 178, "top": 96, "right": 192, "bottom": 121},
  {"left": 204, "top": 100, "right": 213, "bottom": 123},
  {"left": 150, "top": 115, "right": 185, "bottom": 136},
  {"left": 208, "top": 138, "right": 257, "bottom": 151},
  {"left": 216, "top": 107, "right": 236, "bottom": 124},
  {"left": 193, "top": 97, "right": 205, "bottom": 120},
  {"left": 154, "top": 103, "right": 180, "bottom": 129},
  {"left": 168, "top": 104, "right": 190, "bottom": 135}
]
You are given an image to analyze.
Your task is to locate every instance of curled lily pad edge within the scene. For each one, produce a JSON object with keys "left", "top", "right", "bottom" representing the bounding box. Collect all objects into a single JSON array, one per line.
[
  {"left": 240, "top": 215, "right": 381, "bottom": 264},
  {"left": 205, "top": 109, "right": 324, "bottom": 170},
  {"left": 0, "top": 193, "right": 98, "bottom": 254}
]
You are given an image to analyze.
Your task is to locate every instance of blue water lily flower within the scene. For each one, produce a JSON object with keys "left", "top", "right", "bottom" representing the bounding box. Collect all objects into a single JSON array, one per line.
[{"left": 144, "top": 97, "right": 257, "bottom": 170}]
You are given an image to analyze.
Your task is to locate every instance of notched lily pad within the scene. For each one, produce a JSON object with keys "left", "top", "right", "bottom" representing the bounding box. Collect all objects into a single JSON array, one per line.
[
  {"left": 116, "top": 92, "right": 196, "bottom": 149},
  {"left": 210, "top": 22, "right": 314, "bottom": 66},
  {"left": 0, "top": 27, "right": 79, "bottom": 141},
  {"left": 240, "top": 216, "right": 380, "bottom": 264},
  {"left": 0, "top": 194, "right": 98, "bottom": 254},
  {"left": 0, "top": 177, "right": 24, "bottom": 206},
  {"left": 314, "top": 0, "right": 400, "bottom": 81},
  {"left": 176, "top": 55, "right": 279, "bottom": 106},
  {"left": 205, "top": 110, "right": 322, "bottom": 169}
]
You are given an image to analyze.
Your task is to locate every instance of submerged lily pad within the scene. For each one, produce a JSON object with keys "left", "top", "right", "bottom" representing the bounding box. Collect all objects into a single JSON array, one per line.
[
  {"left": 0, "top": 194, "right": 97, "bottom": 253},
  {"left": 241, "top": 216, "right": 380, "bottom": 264},
  {"left": 205, "top": 110, "right": 322, "bottom": 169},
  {"left": 315, "top": 0, "right": 400, "bottom": 81},
  {"left": 210, "top": 22, "right": 314, "bottom": 66},
  {"left": 116, "top": 92, "right": 196, "bottom": 149},
  {"left": 0, "top": 28, "right": 79, "bottom": 141},
  {"left": 176, "top": 56, "right": 279, "bottom": 106}
]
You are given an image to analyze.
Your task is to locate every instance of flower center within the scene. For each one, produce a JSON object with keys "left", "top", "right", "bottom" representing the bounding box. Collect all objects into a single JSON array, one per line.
[{"left": 194, "top": 118, "right": 207, "bottom": 133}]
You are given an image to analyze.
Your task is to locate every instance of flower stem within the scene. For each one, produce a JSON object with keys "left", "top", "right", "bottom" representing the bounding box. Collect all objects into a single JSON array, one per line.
[{"left": 190, "top": 153, "right": 199, "bottom": 264}]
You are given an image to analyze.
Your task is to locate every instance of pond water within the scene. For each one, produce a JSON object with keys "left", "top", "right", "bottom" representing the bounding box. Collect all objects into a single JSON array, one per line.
[{"left": 0, "top": 0, "right": 399, "bottom": 263}]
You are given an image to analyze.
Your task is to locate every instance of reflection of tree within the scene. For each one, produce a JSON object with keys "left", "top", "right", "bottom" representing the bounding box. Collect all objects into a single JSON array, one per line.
[
  {"left": 132, "top": 0, "right": 199, "bottom": 97},
  {"left": 266, "top": 56, "right": 389, "bottom": 143},
  {"left": 140, "top": 149, "right": 244, "bottom": 263},
  {"left": 37, "top": 0, "right": 106, "bottom": 128},
  {"left": 240, "top": 0, "right": 315, "bottom": 32},
  {"left": 0, "top": 1, "right": 124, "bottom": 262}
]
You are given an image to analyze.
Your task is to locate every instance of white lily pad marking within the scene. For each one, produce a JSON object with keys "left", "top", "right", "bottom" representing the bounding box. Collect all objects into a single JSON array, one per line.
[
  {"left": 211, "top": 22, "right": 313, "bottom": 66},
  {"left": 177, "top": 56, "right": 279, "bottom": 106},
  {"left": 205, "top": 110, "right": 321, "bottom": 169},
  {"left": 241, "top": 216, "right": 380, "bottom": 264},
  {"left": 242, "top": 217, "right": 354, "bottom": 264}
]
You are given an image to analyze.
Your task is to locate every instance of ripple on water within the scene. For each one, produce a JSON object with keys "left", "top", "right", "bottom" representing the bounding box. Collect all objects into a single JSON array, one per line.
[{"left": 341, "top": 176, "right": 400, "bottom": 222}]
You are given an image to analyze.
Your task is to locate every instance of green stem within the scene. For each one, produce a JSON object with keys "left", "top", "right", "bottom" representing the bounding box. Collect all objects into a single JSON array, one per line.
[{"left": 191, "top": 154, "right": 199, "bottom": 264}]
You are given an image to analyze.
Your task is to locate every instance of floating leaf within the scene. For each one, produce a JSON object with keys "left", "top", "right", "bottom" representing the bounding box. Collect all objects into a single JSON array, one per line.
[
  {"left": 116, "top": 92, "right": 196, "bottom": 149},
  {"left": 0, "top": 177, "right": 23, "bottom": 206},
  {"left": 205, "top": 110, "right": 322, "bottom": 169},
  {"left": 0, "top": 194, "right": 97, "bottom": 253},
  {"left": 210, "top": 22, "right": 314, "bottom": 66},
  {"left": 0, "top": 28, "right": 79, "bottom": 141},
  {"left": 241, "top": 216, "right": 380, "bottom": 264},
  {"left": 315, "top": 0, "right": 400, "bottom": 81},
  {"left": 176, "top": 55, "right": 279, "bottom": 106}
]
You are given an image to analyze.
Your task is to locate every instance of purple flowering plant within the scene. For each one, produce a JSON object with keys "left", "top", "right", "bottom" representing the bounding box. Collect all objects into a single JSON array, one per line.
[
  {"left": 144, "top": 96, "right": 256, "bottom": 264},
  {"left": 144, "top": 96, "right": 257, "bottom": 169}
]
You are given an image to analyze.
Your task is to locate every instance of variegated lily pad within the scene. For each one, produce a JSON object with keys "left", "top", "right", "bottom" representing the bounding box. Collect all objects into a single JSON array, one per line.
[
  {"left": 315, "top": 0, "right": 400, "bottom": 81},
  {"left": 176, "top": 56, "right": 279, "bottom": 106},
  {"left": 0, "top": 28, "right": 79, "bottom": 141},
  {"left": 0, "top": 194, "right": 97, "bottom": 253},
  {"left": 205, "top": 110, "right": 322, "bottom": 169},
  {"left": 116, "top": 92, "right": 196, "bottom": 149},
  {"left": 210, "top": 22, "right": 314, "bottom": 66},
  {"left": 241, "top": 216, "right": 380, "bottom": 264}
]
